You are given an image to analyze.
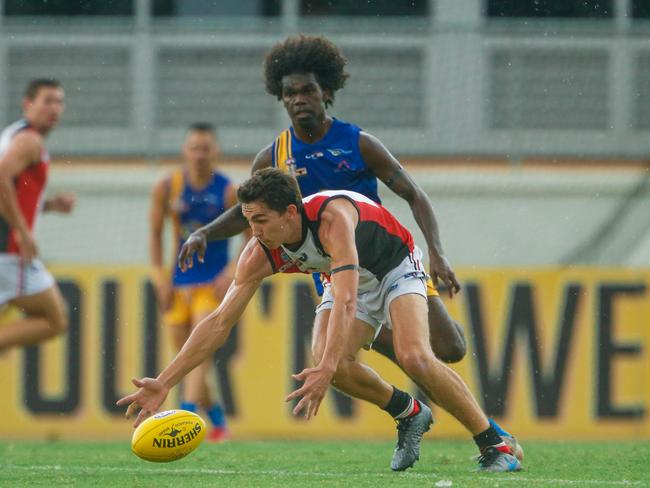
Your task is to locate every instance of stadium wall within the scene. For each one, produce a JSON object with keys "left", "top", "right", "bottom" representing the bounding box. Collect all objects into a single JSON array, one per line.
[
  {"left": 39, "top": 162, "right": 650, "bottom": 267},
  {"left": 1, "top": 266, "right": 648, "bottom": 440},
  {"left": 2, "top": 16, "right": 650, "bottom": 159}
]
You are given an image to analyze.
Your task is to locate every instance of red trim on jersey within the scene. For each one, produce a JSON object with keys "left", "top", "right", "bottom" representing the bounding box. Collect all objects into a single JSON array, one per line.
[
  {"left": 7, "top": 159, "right": 48, "bottom": 254},
  {"left": 16, "top": 258, "right": 25, "bottom": 296},
  {"left": 303, "top": 193, "right": 414, "bottom": 252},
  {"left": 0, "top": 122, "right": 50, "bottom": 254},
  {"left": 261, "top": 242, "right": 304, "bottom": 274},
  {"left": 263, "top": 191, "right": 415, "bottom": 276}
]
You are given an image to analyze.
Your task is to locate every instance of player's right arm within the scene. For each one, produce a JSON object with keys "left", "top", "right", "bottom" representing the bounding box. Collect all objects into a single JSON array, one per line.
[
  {"left": 117, "top": 237, "right": 273, "bottom": 427},
  {"left": 0, "top": 131, "right": 43, "bottom": 261},
  {"left": 177, "top": 144, "right": 273, "bottom": 271},
  {"left": 149, "top": 176, "right": 173, "bottom": 311}
]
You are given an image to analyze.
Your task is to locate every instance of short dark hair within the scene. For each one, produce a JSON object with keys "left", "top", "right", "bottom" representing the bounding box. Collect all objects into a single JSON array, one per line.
[
  {"left": 188, "top": 122, "right": 216, "bottom": 135},
  {"left": 238, "top": 168, "right": 302, "bottom": 214},
  {"left": 263, "top": 34, "right": 349, "bottom": 108},
  {"left": 24, "top": 78, "right": 62, "bottom": 100}
]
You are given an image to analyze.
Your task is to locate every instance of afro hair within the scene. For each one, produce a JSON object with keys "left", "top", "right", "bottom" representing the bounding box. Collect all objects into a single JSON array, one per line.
[{"left": 264, "top": 34, "right": 350, "bottom": 107}]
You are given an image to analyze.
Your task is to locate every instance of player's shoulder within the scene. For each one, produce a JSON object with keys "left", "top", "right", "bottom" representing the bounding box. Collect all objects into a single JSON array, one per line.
[
  {"left": 357, "top": 130, "right": 398, "bottom": 168},
  {"left": 251, "top": 143, "right": 273, "bottom": 172},
  {"left": 236, "top": 238, "right": 273, "bottom": 281},
  {"left": 8, "top": 127, "right": 43, "bottom": 151},
  {"left": 316, "top": 194, "right": 358, "bottom": 224},
  {"left": 211, "top": 169, "right": 232, "bottom": 185},
  {"left": 0, "top": 128, "right": 43, "bottom": 165},
  {"left": 333, "top": 117, "right": 361, "bottom": 131},
  {"left": 155, "top": 166, "right": 182, "bottom": 184},
  {"left": 152, "top": 167, "right": 183, "bottom": 196},
  {"left": 358, "top": 130, "right": 382, "bottom": 149}
]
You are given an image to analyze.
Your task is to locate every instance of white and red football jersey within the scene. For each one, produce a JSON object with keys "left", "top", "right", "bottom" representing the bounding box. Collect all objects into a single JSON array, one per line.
[
  {"left": 0, "top": 119, "right": 50, "bottom": 254},
  {"left": 261, "top": 190, "right": 420, "bottom": 293}
]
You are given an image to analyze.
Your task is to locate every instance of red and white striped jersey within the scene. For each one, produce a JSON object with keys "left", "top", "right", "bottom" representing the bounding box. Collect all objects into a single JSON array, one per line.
[
  {"left": 0, "top": 119, "right": 50, "bottom": 254},
  {"left": 260, "top": 190, "right": 419, "bottom": 293}
]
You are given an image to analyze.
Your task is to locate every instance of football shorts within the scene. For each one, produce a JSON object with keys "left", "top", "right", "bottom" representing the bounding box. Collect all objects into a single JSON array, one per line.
[
  {"left": 164, "top": 284, "right": 220, "bottom": 327},
  {"left": 0, "top": 254, "right": 55, "bottom": 304}
]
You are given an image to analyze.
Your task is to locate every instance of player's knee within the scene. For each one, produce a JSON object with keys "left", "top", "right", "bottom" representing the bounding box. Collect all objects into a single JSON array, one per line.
[
  {"left": 396, "top": 348, "right": 438, "bottom": 381},
  {"left": 49, "top": 299, "right": 69, "bottom": 335},
  {"left": 429, "top": 313, "right": 467, "bottom": 363},
  {"left": 433, "top": 334, "right": 467, "bottom": 364}
]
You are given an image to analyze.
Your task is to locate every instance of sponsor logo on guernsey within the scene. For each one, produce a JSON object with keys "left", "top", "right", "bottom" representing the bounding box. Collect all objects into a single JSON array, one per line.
[
  {"left": 305, "top": 151, "right": 324, "bottom": 160},
  {"left": 327, "top": 148, "right": 352, "bottom": 157},
  {"left": 153, "top": 422, "right": 202, "bottom": 449}
]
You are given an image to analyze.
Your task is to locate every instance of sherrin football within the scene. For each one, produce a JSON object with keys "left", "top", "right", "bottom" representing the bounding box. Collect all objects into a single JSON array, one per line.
[{"left": 131, "top": 409, "right": 206, "bottom": 462}]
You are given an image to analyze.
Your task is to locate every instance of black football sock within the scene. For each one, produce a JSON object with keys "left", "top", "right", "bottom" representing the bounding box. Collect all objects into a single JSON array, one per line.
[
  {"left": 473, "top": 425, "right": 509, "bottom": 453},
  {"left": 382, "top": 386, "right": 421, "bottom": 419}
]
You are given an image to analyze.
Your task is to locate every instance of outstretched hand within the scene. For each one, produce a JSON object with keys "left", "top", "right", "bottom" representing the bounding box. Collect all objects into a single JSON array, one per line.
[
  {"left": 285, "top": 366, "right": 334, "bottom": 420},
  {"left": 429, "top": 254, "right": 461, "bottom": 298},
  {"left": 116, "top": 377, "right": 169, "bottom": 428},
  {"left": 177, "top": 231, "right": 207, "bottom": 272}
]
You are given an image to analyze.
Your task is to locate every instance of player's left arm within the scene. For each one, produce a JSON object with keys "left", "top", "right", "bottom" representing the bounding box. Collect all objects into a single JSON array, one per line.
[
  {"left": 359, "top": 131, "right": 460, "bottom": 297},
  {"left": 286, "top": 198, "right": 359, "bottom": 419},
  {"left": 117, "top": 237, "right": 272, "bottom": 427}
]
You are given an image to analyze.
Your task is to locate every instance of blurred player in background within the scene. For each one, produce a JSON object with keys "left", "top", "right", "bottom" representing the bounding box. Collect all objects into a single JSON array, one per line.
[
  {"left": 121, "top": 169, "right": 522, "bottom": 473},
  {"left": 149, "top": 122, "right": 239, "bottom": 442},
  {"left": 0, "top": 78, "right": 74, "bottom": 354}
]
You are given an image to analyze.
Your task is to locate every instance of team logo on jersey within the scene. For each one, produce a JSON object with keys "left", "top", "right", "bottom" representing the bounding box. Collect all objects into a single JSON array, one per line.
[
  {"left": 335, "top": 160, "right": 351, "bottom": 172},
  {"left": 327, "top": 148, "right": 353, "bottom": 157},
  {"left": 305, "top": 151, "right": 324, "bottom": 160},
  {"left": 297, "top": 253, "right": 308, "bottom": 262},
  {"left": 284, "top": 158, "right": 308, "bottom": 177}
]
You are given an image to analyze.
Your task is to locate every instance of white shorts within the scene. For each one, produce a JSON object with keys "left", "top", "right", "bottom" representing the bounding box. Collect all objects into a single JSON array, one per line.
[
  {"left": 315, "top": 247, "right": 428, "bottom": 345},
  {"left": 0, "top": 254, "right": 55, "bottom": 304}
]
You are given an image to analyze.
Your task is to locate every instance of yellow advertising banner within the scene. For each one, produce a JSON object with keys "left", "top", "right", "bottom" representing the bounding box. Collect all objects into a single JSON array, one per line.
[{"left": 0, "top": 266, "right": 648, "bottom": 440}]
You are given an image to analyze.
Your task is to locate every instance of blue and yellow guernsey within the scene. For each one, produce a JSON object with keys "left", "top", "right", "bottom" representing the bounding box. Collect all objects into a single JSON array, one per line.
[
  {"left": 271, "top": 118, "right": 380, "bottom": 295},
  {"left": 168, "top": 169, "right": 230, "bottom": 287},
  {"left": 272, "top": 118, "right": 380, "bottom": 203}
]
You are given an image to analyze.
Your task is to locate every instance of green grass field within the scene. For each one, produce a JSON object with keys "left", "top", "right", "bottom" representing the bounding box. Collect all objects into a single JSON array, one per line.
[{"left": 1, "top": 439, "right": 649, "bottom": 487}]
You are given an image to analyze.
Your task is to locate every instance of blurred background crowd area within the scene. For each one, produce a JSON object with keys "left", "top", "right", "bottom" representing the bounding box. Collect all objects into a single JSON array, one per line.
[{"left": 0, "top": 0, "right": 648, "bottom": 268}]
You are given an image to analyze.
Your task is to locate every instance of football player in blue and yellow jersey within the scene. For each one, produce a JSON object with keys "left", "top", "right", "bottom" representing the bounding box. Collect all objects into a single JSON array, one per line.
[
  {"left": 178, "top": 36, "right": 523, "bottom": 462},
  {"left": 150, "top": 123, "right": 237, "bottom": 442},
  {"left": 180, "top": 37, "right": 465, "bottom": 364}
]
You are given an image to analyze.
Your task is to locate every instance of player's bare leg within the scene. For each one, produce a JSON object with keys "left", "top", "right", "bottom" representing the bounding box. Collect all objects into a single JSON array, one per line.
[
  {"left": 312, "top": 310, "right": 393, "bottom": 407},
  {"left": 390, "top": 294, "right": 486, "bottom": 432},
  {"left": 373, "top": 295, "right": 466, "bottom": 364},
  {"left": 312, "top": 309, "right": 432, "bottom": 471},
  {"left": 0, "top": 286, "right": 68, "bottom": 351},
  {"left": 389, "top": 293, "right": 521, "bottom": 472}
]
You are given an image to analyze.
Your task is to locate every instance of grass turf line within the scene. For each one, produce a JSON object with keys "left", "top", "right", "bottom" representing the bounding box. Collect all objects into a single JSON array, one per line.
[{"left": 1, "top": 440, "right": 649, "bottom": 487}]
